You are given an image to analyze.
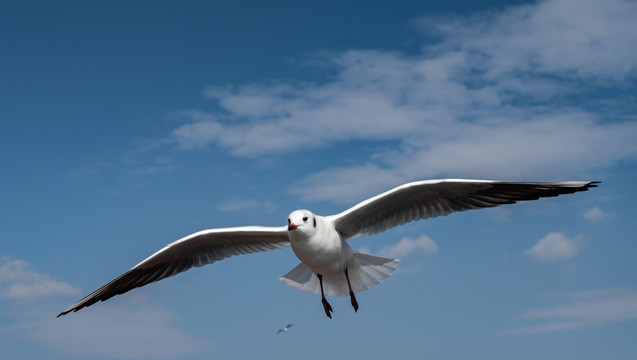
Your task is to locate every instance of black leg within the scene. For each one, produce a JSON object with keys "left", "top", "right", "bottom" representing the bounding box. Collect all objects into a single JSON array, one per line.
[
  {"left": 318, "top": 274, "right": 333, "bottom": 319},
  {"left": 344, "top": 268, "right": 359, "bottom": 312}
]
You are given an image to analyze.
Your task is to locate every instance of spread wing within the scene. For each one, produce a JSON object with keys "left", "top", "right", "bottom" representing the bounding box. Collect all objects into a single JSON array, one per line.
[
  {"left": 58, "top": 226, "right": 289, "bottom": 316},
  {"left": 328, "top": 179, "right": 598, "bottom": 240}
]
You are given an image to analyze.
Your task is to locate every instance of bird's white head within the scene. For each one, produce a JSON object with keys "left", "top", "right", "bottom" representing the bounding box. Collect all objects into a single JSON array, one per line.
[{"left": 287, "top": 209, "right": 317, "bottom": 235}]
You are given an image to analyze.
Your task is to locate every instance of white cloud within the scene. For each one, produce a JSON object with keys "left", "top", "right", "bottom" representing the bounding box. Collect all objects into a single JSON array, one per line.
[
  {"left": 290, "top": 113, "right": 635, "bottom": 203},
  {"left": 583, "top": 206, "right": 614, "bottom": 223},
  {"left": 172, "top": 112, "right": 225, "bottom": 150},
  {"left": 290, "top": 164, "right": 405, "bottom": 204},
  {"left": 421, "top": 0, "right": 637, "bottom": 80},
  {"left": 0, "top": 256, "right": 209, "bottom": 358},
  {"left": 0, "top": 257, "right": 80, "bottom": 303},
  {"left": 165, "top": 0, "right": 637, "bottom": 204},
  {"left": 7, "top": 295, "right": 209, "bottom": 358},
  {"left": 379, "top": 235, "right": 439, "bottom": 258},
  {"left": 525, "top": 232, "right": 579, "bottom": 262},
  {"left": 505, "top": 288, "right": 637, "bottom": 335}
]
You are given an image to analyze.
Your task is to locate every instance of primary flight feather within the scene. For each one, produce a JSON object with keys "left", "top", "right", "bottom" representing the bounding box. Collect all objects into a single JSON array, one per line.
[{"left": 58, "top": 179, "right": 597, "bottom": 318}]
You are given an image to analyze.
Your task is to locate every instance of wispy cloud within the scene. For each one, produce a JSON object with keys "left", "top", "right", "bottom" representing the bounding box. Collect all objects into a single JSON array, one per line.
[
  {"left": 0, "top": 256, "right": 209, "bottom": 358},
  {"left": 379, "top": 235, "right": 439, "bottom": 258},
  {"left": 217, "top": 197, "right": 277, "bottom": 213},
  {"left": 65, "top": 138, "right": 176, "bottom": 186},
  {"left": 583, "top": 206, "right": 614, "bottom": 223},
  {"left": 165, "top": 0, "right": 637, "bottom": 203},
  {"left": 418, "top": 0, "right": 637, "bottom": 81},
  {"left": 6, "top": 295, "right": 209, "bottom": 358},
  {"left": 525, "top": 232, "right": 579, "bottom": 262},
  {"left": 357, "top": 235, "right": 437, "bottom": 275},
  {"left": 504, "top": 288, "right": 637, "bottom": 335},
  {"left": 0, "top": 256, "right": 80, "bottom": 303}
]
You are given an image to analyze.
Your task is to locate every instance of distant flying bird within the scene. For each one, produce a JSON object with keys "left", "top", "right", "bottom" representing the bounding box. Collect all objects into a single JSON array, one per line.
[
  {"left": 58, "top": 179, "right": 597, "bottom": 319},
  {"left": 277, "top": 323, "right": 294, "bottom": 334}
]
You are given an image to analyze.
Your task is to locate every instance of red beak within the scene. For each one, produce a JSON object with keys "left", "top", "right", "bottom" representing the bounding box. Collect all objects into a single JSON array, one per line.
[{"left": 288, "top": 223, "right": 298, "bottom": 231}]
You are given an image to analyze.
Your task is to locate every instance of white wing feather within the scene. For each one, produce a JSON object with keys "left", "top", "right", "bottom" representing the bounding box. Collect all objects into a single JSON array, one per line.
[
  {"left": 58, "top": 226, "right": 289, "bottom": 316},
  {"left": 328, "top": 179, "right": 598, "bottom": 240}
]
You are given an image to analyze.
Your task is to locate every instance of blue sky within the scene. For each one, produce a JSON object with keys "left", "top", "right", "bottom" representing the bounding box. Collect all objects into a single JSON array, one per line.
[{"left": 1, "top": 0, "right": 636, "bottom": 358}]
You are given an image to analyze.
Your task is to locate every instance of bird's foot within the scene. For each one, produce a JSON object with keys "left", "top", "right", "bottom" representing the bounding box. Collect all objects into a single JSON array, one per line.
[
  {"left": 349, "top": 291, "right": 359, "bottom": 312},
  {"left": 321, "top": 297, "right": 333, "bottom": 319}
]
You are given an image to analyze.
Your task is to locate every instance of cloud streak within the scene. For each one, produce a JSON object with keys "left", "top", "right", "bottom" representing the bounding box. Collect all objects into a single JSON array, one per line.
[
  {"left": 505, "top": 288, "right": 637, "bottom": 335},
  {"left": 217, "top": 197, "right": 277, "bottom": 214},
  {"left": 0, "top": 256, "right": 209, "bottom": 358},
  {"left": 0, "top": 256, "right": 80, "bottom": 303},
  {"left": 18, "top": 298, "right": 210, "bottom": 358}
]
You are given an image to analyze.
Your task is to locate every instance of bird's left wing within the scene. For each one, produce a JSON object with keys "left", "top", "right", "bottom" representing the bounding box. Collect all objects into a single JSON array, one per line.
[
  {"left": 58, "top": 226, "right": 289, "bottom": 316},
  {"left": 328, "top": 179, "right": 598, "bottom": 240}
]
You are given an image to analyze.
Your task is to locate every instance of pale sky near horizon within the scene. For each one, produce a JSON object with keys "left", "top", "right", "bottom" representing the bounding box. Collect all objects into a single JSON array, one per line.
[{"left": 1, "top": 0, "right": 636, "bottom": 359}]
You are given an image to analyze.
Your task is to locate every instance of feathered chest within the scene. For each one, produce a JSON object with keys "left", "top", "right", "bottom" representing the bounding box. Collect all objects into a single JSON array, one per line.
[{"left": 288, "top": 217, "right": 351, "bottom": 273}]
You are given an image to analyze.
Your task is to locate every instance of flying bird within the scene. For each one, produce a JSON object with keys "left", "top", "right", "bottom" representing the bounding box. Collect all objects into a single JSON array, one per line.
[
  {"left": 277, "top": 323, "right": 294, "bottom": 334},
  {"left": 58, "top": 179, "right": 597, "bottom": 319}
]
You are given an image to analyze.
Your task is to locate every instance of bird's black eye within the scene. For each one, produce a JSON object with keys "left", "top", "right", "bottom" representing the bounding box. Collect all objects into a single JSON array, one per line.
[{"left": 303, "top": 216, "right": 308, "bottom": 222}]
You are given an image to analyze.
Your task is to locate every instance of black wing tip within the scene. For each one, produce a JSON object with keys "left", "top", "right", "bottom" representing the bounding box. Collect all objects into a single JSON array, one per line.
[
  {"left": 57, "top": 308, "right": 75, "bottom": 318},
  {"left": 544, "top": 180, "right": 600, "bottom": 194},
  {"left": 502, "top": 180, "right": 600, "bottom": 190},
  {"left": 577, "top": 181, "right": 600, "bottom": 191},
  {"left": 57, "top": 303, "right": 88, "bottom": 317}
]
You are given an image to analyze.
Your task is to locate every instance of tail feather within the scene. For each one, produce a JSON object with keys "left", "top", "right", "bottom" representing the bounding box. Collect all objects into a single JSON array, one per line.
[
  {"left": 279, "top": 261, "right": 321, "bottom": 294},
  {"left": 279, "top": 252, "right": 399, "bottom": 296}
]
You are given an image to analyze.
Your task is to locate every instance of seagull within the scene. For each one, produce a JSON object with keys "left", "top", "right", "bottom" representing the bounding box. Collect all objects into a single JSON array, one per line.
[
  {"left": 277, "top": 323, "right": 294, "bottom": 334},
  {"left": 57, "top": 179, "right": 597, "bottom": 318}
]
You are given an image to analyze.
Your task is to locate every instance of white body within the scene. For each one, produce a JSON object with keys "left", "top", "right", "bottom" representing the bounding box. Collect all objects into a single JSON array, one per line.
[
  {"left": 282, "top": 209, "right": 398, "bottom": 297},
  {"left": 288, "top": 213, "right": 353, "bottom": 275}
]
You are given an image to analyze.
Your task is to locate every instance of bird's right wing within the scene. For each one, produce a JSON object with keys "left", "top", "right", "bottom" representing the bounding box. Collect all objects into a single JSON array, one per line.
[
  {"left": 58, "top": 226, "right": 289, "bottom": 316},
  {"left": 328, "top": 179, "right": 598, "bottom": 240}
]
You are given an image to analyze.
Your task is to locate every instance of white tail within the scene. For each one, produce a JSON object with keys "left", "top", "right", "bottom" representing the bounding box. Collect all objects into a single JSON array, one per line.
[{"left": 279, "top": 252, "right": 399, "bottom": 296}]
